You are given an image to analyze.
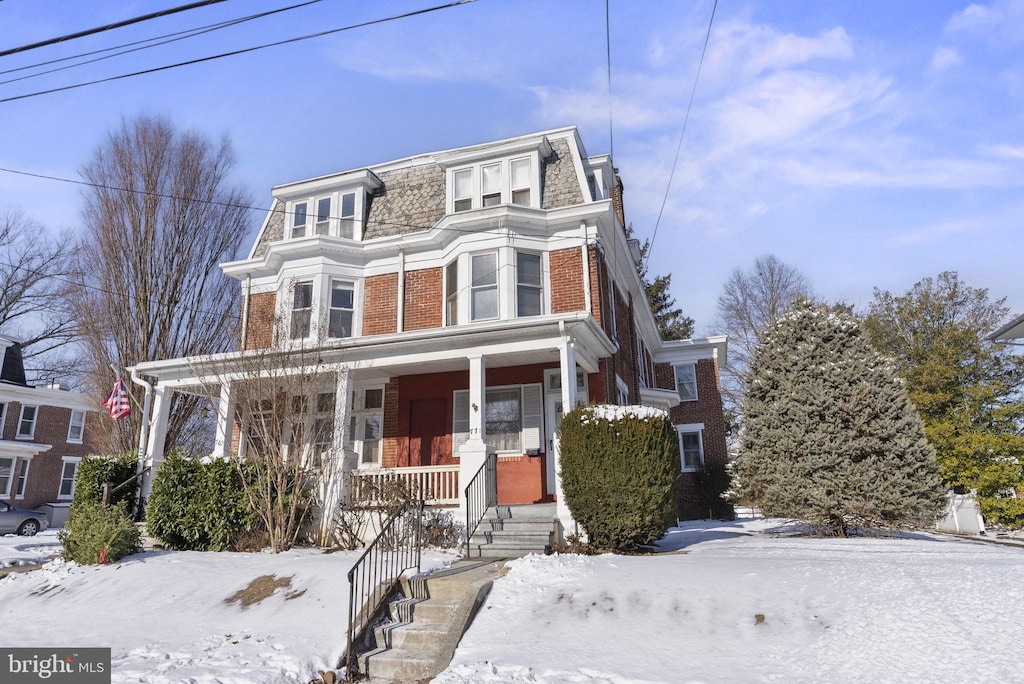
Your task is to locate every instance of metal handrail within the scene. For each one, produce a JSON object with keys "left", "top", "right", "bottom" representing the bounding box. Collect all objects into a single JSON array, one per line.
[
  {"left": 464, "top": 451, "right": 498, "bottom": 552},
  {"left": 101, "top": 466, "right": 151, "bottom": 506},
  {"left": 344, "top": 499, "right": 424, "bottom": 678}
]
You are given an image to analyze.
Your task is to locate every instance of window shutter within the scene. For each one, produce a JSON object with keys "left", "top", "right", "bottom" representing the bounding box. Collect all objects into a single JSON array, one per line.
[
  {"left": 521, "top": 384, "right": 543, "bottom": 452},
  {"left": 452, "top": 390, "right": 470, "bottom": 456}
]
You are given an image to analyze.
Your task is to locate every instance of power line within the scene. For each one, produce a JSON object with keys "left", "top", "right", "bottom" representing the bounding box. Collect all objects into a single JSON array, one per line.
[
  {"left": 605, "top": 0, "right": 614, "bottom": 162},
  {"left": 0, "top": 0, "right": 324, "bottom": 86},
  {"left": 644, "top": 0, "right": 717, "bottom": 270},
  {"left": 0, "top": 0, "right": 477, "bottom": 105},
  {"left": 0, "top": 0, "right": 228, "bottom": 59}
]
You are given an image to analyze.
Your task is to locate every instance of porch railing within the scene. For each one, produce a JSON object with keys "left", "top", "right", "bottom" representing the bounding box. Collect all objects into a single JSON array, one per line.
[
  {"left": 344, "top": 499, "right": 424, "bottom": 678},
  {"left": 464, "top": 451, "right": 498, "bottom": 551},
  {"left": 349, "top": 465, "right": 460, "bottom": 506}
]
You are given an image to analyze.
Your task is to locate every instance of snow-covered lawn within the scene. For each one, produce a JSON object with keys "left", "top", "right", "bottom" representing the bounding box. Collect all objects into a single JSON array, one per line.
[{"left": 3, "top": 518, "right": 1022, "bottom": 683}]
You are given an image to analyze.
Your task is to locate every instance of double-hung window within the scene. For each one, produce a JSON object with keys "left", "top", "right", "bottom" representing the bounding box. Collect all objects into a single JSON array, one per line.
[
  {"left": 516, "top": 252, "right": 542, "bottom": 317},
  {"left": 445, "top": 261, "right": 459, "bottom": 326},
  {"left": 58, "top": 457, "right": 81, "bottom": 499},
  {"left": 450, "top": 156, "right": 535, "bottom": 212},
  {"left": 68, "top": 410, "right": 86, "bottom": 443},
  {"left": 315, "top": 197, "right": 332, "bottom": 235},
  {"left": 17, "top": 406, "right": 37, "bottom": 439},
  {"left": 452, "top": 384, "right": 543, "bottom": 455},
  {"left": 453, "top": 169, "right": 473, "bottom": 212},
  {"left": 350, "top": 387, "right": 384, "bottom": 466},
  {"left": 328, "top": 280, "right": 355, "bottom": 339},
  {"left": 675, "top": 364, "right": 698, "bottom": 402},
  {"left": 510, "top": 158, "right": 531, "bottom": 205},
  {"left": 339, "top": 192, "right": 356, "bottom": 238},
  {"left": 15, "top": 459, "right": 28, "bottom": 498},
  {"left": 0, "top": 457, "right": 13, "bottom": 498},
  {"left": 291, "top": 202, "right": 308, "bottom": 238},
  {"left": 677, "top": 427, "right": 704, "bottom": 471},
  {"left": 471, "top": 253, "right": 498, "bottom": 321},
  {"left": 290, "top": 281, "right": 314, "bottom": 340},
  {"left": 481, "top": 163, "right": 502, "bottom": 207}
]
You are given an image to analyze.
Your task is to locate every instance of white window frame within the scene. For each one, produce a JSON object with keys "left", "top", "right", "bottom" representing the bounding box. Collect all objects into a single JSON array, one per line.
[
  {"left": 286, "top": 391, "right": 336, "bottom": 465},
  {"left": 15, "top": 458, "right": 29, "bottom": 499},
  {"left": 289, "top": 279, "right": 314, "bottom": 340},
  {"left": 280, "top": 273, "right": 363, "bottom": 344},
  {"left": 0, "top": 401, "right": 6, "bottom": 438},
  {"left": 327, "top": 279, "right": 356, "bottom": 339},
  {"left": 447, "top": 154, "right": 540, "bottom": 213},
  {"left": 470, "top": 251, "right": 500, "bottom": 322},
  {"left": 0, "top": 456, "right": 14, "bottom": 498},
  {"left": 16, "top": 405, "right": 37, "bottom": 440},
  {"left": 314, "top": 196, "right": 332, "bottom": 236},
  {"left": 515, "top": 250, "right": 544, "bottom": 318},
  {"left": 58, "top": 456, "right": 82, "bottom": 500},
  {"left": 288, "top": 190, "right": 366, "bottom": 241},
  {"left": 637, "top": 337, "right": 652, "bottom": 389},
  {"left": 291, "top": 200, "right": 308, "bottom": 238},
  {"left": 67, "top": 410, "right": 86, "bottom": 444},
  {"left": 452, "top": 384, "right": 543, "bottom": 456},
  {"left": 676, "top": 424, "right": 705, "bottom": 472},
  {"left": 615, "top": 375, "right": 630, "bottom": 406},
  {"left": 444, "top": 260, "right": 459, "bottom": 326},
  {"left": 675, "top": 363, "right": 698, "bottom": 402},
  {"left": 351, "top": 385, "right": 385, "bottom": 468}
]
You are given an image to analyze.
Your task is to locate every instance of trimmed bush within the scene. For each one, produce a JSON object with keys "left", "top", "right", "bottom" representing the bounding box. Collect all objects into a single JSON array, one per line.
[
  {"left": 146, "top": 452, "right": 261, "bottom": 551},
  {"left": 559, "top": 405, "right": 680, "bottom": 550},
  {"left": 71, "top": 453, "right": 139, "bottom": 512},
  {"left": 60, "top": 501, "right": 141, "bottom": 565}
]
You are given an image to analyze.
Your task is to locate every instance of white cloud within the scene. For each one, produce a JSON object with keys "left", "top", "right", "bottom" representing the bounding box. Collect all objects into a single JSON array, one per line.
[
  {"left": 981, "top": 143, "right": 1024, "bottom": 159},
  {"left": 889, "top": 217, "right": 983, "bottom": 246},
  {"left": 929, "top": 47, "right": 962, "bottom": 72},
  {"left": 945, "top": 0, "right": 1024, "bottom": 44}
]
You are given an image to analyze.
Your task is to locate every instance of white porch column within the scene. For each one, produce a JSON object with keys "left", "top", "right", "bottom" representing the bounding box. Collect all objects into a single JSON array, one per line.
[
  {"left": 139, "top": 384, "right": 173, "bottom": 502},
  {"left": 555, "top": 333, "right": 578, "bottom": 535},
  {"left": 318, "top": 366, "right": 353, "bottom": 546},
  {"left": 211, "top": 382, "right": 235, "bottom": 460},
  {"left": 458, "top": 354, "right": 489, "bottom": 517}
]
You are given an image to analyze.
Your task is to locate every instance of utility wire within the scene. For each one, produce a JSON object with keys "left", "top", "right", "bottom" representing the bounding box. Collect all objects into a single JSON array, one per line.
[
  {"left": 0, "top": 0, "right": 477, "bottom": 105},
  {"left": 605, "top": 0, "right": 614, "bottom": 162},
  {"left": 644, "top": 0, "right": 717, "bottom": 270},
  {"left": 0, "top": 0, "right": 228, "bottom": 58},
  {"left": 0, "top": 0, "right": 324, "bottom": 85}
]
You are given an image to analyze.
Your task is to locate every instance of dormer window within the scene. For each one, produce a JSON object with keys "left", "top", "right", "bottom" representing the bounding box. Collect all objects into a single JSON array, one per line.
[
  {"left": 292, "top": 202, "right": 308, "bottom": 238},
  {"left": 339, "top": 192, "right": 356, "bottom": 238},
  {"left": 315, "top": 197, "right": 331, "bottom": 235},
  {"left": 449, "top": 155, "right": 537, "bottom": 213}
]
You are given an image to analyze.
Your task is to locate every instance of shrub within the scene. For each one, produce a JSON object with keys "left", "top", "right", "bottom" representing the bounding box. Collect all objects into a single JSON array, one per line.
[
  {"left": 71, "top": 453, "right": 139, "bottom": 512},
  {"left": 559, "top": 404, "right": 679, "bottom": 550},
  {"left": 146, "top": 452, "right": 261, "bottom": 551},
  {"left": 60, "top": 501, "right": 141, "bottom": 565}
]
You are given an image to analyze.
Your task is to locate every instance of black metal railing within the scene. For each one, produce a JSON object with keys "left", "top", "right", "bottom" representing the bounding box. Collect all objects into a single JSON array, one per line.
[
  {"left": 344, "top": 499, "right": 424, "bottom": 678},
  {"left": 464, "top": 451, "right": 498, "bottom": 551}
]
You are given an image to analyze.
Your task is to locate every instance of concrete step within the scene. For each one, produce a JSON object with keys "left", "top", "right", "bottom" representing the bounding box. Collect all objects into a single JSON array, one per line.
[
  {"left": 405, "top": 597, "right": 461, "bottom": 623},
  {"left": 359, "top": 646, "right": 435, "bottom": 682},
  {"left": 387, "top": 622, "right": 449, "bottom": 651},
  {"left": 467, "top": 540, "right": 549, "bottom": 559}
]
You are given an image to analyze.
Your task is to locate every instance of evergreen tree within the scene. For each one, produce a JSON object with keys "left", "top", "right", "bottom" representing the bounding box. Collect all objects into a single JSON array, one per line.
[
  {"left": 737, "top": 301, "right": 945, "bottom": 536},
  {"left": 628, "top": 226, "right": 694, "bottom": 340},
  {"left": 864, "top": 272, "right": 1024, "bottom": 526}
]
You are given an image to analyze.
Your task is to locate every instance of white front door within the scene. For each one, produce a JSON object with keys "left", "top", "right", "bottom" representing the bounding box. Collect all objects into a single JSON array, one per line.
[{"left": 543, "top": 369, "right": 588, "bottom": 495}]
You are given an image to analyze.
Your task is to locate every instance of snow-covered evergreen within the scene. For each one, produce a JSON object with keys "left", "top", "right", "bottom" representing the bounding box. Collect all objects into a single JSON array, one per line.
[{"left": 736, "top": 301, "right": 945, "bottom": 535}]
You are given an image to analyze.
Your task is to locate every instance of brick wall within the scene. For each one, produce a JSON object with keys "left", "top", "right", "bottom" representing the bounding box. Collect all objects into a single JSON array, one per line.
[
  {"left": 244, "top": 291, "right": 277, "bottom": 350},
  {"left": 549, "top": 247, "right": 587, "bottom": 314},
  {"left": 381, "top": 377, "right": 400, "bottom": 468},
  {"left": 363, "top": 273, "right": 399, "bottom": 336},
  {"left": 655, "top": 358, "right": 730, "bottom": 519},
  {"left": 403, "top": 267, "right": 442, "bottom": 331}
]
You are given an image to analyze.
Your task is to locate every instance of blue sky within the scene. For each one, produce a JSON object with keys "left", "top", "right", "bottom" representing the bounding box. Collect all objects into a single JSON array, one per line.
[{"left": 1, "top": 0, "right": 1022, "bottom": 333}]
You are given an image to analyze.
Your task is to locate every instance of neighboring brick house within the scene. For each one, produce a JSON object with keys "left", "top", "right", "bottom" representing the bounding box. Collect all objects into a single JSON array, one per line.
[
  {"left": 130, "top": 127, "right": 730, "bottom": 529},
  {"left": 1, "top": 338, "right": 99, "bottom": 520}
]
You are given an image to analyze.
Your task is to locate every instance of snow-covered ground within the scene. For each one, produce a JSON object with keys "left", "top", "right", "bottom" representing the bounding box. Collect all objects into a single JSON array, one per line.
[{"left": 2, "top": 518, "right": 1022, "bottom": 683}]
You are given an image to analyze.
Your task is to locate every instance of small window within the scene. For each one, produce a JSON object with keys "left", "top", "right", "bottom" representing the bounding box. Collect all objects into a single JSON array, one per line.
[
  {"left": 485, "top": 388, "right": 522, "bottom": 452},
  {"left": 316, "top": 392, "right": 335, "bottom": 413},
  {"left": 679, "top": 431, "right": 704, "bottom": 471},
  {"left": 315, "top": 197, "right": 331, "bottom": 235},
  {"left": 516, "top": 252, "right": 542, "bottom": 317},
  {"left": 481, "top": 163, "right": 502, "bottom": 207},
  {"left": 292, "top": 202, "right": 308, "bottom": 238},
  {"left": 290, "top": 281, "right": 314, "bottom": 340},
  {"left": 511, "top": 158, "right": 531, "bottom": 206},
  {"left": 328, "top": 280, "right": 355, "bottom": 339},
  {"left": 17, "top": 405, "right": 37, "bottom": 439},
  {"left": 364, "top": 388, "right": 384, "bottom": 410},
  {"left": 15, "top": 459, "right": 28, "bottom": 498},
  {"left": 445, "top": 261, "right": 459, "bottom": 326},
  {"left": 0, "top": 457, "right": 13, "bottom": 498},
  {"left": 453, "top": 169, "right": 473, "bottom": 212},
  {"left": 68, "top": 410, "right": 86, "bottom": 443},
  {"left": 361, "top": 417, "right": 382, "bottom": 465},
  {"left": 675, "top": 364, "right": 698, "bottom": 402},
  {"left": 471, "top": 253, "right": 498, "bottom": 321},
  {"left": 58, "top": 458, "right": 81, "bottom": 499},
  {"left": 339, "top": 192, "right": 356, "bottom": 239}
]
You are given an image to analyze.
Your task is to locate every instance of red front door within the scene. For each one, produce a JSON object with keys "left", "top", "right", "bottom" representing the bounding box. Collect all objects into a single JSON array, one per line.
[{"left": 408, "top": 398, "right": 447, "bottom": 467}]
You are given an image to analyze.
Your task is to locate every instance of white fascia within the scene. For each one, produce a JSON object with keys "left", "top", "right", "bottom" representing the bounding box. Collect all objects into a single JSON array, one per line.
[
  {"left": 0, "top": 440, "right": 52, "bottom": 460},
  {"left": 0, "top": 384, "right": 95, "bottom": 412},
  {"left": 656, "top": 336, "right": 728, "bottom": 367}
]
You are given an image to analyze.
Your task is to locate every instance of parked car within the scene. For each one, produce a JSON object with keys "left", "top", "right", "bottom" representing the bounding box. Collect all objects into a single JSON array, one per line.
[{"left": 0, "top": 501, "right": 49, "bottom": 536}]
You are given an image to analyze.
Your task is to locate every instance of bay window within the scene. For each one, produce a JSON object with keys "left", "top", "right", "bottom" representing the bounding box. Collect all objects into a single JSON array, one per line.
[
  {"left": 290, "top": 281, "right": 314, "bottom": 340},
  {"left": 516, "top": 252, "right": 542, "bottom": 317},
  {"left": 471, "top": 253, "right": 498, "bottom": 321},
  {"left": 328, "top": 280, "right": 355, "bottom": 339},
  {"left": 445, "top": 261, "right": 459, "bottom": 326}
]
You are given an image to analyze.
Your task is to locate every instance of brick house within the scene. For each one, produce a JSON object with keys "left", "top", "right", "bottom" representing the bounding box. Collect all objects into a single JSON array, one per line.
[
  {"left": 130, "top": 127, "right": 730, "bottom": 532},
  {"left": 1, "top": 337, "right": 99, "bottom": 521}
]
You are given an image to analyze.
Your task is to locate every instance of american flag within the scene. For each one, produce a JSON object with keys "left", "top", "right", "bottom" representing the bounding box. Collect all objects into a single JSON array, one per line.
[{"left": 103, "top": 378, "right": 131, "bottom": 420}]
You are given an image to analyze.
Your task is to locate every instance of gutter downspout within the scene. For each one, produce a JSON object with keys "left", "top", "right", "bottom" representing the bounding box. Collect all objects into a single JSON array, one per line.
[
  {"left": 240, "top": 274, "right": 252, "bottom": 350},
  {"left": 397, "top": 249, "right": 406, "bottom": 333},
  {"left": 580, "top": 221, "right": 592, "bottom": 316}
]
